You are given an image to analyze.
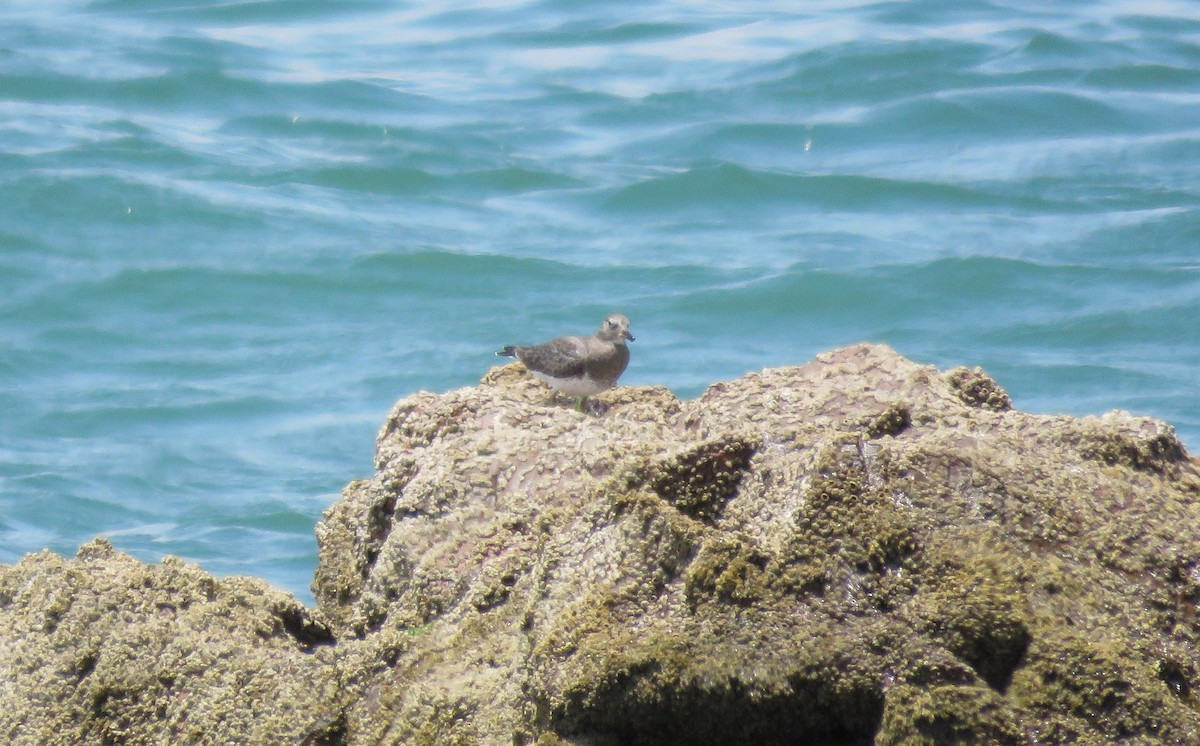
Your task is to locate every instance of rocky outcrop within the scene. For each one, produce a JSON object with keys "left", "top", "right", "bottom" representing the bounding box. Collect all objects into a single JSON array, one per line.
[
  {"left": 4, "top": 344, "right": 1200, "bottom": 744},
  {"left": 0, "top": 540, "right": 345, "bottom": 745}
]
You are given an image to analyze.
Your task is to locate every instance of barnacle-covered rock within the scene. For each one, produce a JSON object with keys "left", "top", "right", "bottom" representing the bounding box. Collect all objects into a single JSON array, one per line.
[
  {"left": 312, "top": 343, "right": 1200, "bottom": 744},
  {"left": 5, "top": 343, "right": 1200, "bottom": 745}
]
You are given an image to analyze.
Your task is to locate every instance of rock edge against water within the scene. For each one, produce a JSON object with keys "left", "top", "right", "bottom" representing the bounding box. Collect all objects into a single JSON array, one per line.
[{"left": 3, "top": 344, "right": 1200, "bottom": 745}]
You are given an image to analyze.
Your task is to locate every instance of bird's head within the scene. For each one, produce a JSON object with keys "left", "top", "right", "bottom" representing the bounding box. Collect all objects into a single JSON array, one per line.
[{"left": 599, "top": 313, "right": 634, "bottom": 343}]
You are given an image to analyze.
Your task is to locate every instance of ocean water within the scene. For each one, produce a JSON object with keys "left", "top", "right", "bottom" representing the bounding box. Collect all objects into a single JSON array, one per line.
[{"left": 2, "top": 0, "right": 1198, "bottom": 604}]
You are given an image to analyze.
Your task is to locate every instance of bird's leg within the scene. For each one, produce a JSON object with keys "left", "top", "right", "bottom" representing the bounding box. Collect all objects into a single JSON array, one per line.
[
  {"left": 574, "top": 396, "right": 587, "bottom": 413},
  {"left": 583, "top": 397, "right": 611, "bottom": 416}
]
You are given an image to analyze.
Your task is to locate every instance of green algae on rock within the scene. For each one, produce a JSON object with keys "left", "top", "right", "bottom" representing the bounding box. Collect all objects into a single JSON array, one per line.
[{"left": 4, "top": 344, "right": 1200, "bottom": 744}]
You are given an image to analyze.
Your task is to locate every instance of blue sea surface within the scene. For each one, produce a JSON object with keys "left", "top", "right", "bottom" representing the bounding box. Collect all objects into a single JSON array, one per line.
[{"left": 2, "top": 0, "right": 1198, "bottom": 603}]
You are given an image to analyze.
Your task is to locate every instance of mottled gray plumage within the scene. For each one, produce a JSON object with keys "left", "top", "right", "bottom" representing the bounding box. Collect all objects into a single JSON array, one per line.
[{"left": 497, "top": 314, "right": 634, "bottom": 404}]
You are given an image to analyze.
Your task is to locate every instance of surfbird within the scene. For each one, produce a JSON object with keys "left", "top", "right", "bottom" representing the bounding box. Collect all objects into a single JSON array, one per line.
[{"left": 497, "top": 313, "right": 634, "bottom": 410}]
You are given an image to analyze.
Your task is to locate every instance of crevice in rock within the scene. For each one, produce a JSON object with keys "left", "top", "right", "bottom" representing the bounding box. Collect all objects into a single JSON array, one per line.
[
  {"left": 361, "top": 491, "right": 399, "bottom": 581},
  {"left": 548, "top": 662, "right": 881, "bottom": 746},
  {"left": 645, "top": 436, "right": 758, "bottom": 523},
  {"left": 956, "top": 625, "right": 1031, "bottom": 694},
  {"left": 73, "top": 650, "right": 99, "bottom": 682},
  {"left": 1158, "top": 658, "right": 1192, "bottom": 702},
  {"left": 299, "top": 714, "right": 349, "bottom": 746},
  {"left": 272, "top": 603, "right": 337, "bottom": 651}
]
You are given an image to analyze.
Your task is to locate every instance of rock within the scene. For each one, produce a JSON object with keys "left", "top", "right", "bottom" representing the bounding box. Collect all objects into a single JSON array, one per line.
[
  {"left": 5, "top": 343, "right": 1200, "bottom": 744},
  {"left": 0, "top": 538, "right": 346, "bottom": 746},
  {"left": 313, "top": 343, "right": 1200, "bottom": 744}
]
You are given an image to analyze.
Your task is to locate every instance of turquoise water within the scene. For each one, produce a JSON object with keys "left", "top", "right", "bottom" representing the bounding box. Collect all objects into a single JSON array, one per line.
[{"left": 2, "top": 0, "right": 1198, "bottom": 603}]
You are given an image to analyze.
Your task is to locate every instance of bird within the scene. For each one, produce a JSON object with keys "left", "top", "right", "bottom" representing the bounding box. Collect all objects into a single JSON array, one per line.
[{"left": 497, "top": 314, "right": 634, "bottom": 411}]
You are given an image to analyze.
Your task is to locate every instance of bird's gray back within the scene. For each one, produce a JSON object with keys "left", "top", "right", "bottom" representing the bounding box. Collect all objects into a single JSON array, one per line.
[{"left": 514, "top": 335, "right": 590, "bottom": 378}]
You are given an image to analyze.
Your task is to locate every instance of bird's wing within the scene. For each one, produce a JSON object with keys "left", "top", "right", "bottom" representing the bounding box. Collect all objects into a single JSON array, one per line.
[{"left": 516, "top": 336, "right": 588, "bottom": 378}]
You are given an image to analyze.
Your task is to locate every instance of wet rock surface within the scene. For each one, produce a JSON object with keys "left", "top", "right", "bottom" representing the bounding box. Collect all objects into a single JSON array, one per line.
[{"left": 5, "top": 344, "right": 1200, "bottom": 744}]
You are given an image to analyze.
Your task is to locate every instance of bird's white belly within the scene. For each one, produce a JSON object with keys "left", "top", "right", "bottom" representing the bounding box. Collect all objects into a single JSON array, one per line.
[{"left": 531, "top": 372, "right": 608, "bottom": 397}]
